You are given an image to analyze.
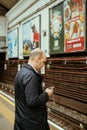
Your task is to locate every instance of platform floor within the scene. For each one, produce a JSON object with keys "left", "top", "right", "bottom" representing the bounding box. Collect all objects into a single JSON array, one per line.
[
  {"left": 0, "top": 113, "right": 13, "bottom": 130},
  {"left": 0, "top": 92, "right": 15, "bottom": 130}
]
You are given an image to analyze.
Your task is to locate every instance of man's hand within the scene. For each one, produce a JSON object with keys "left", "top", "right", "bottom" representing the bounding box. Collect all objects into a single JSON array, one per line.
[{"left": 45, "top": 87, "right": 54, "bottom": 97}]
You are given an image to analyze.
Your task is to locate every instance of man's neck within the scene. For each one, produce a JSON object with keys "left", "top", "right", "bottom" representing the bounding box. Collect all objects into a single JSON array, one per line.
[{"left": 28, "top": 61, "right": 38, "bottom": 73}]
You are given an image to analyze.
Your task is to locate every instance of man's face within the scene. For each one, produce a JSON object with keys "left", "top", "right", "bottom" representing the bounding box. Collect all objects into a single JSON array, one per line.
[
  {"left": 35, "top": 54, "right": 46, "bottom": 71},
  {"left": 40, "top": 55, "right": 46, "bottom": 69}
]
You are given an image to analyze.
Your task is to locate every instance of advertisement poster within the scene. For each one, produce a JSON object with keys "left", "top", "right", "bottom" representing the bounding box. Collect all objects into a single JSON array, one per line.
[
  {"left": 7, "top": 28, "right": 18, "bottom": 58},
  {"left": 49, "top": 3, "right": 64, "bottom": 54},
  {"left": 22, "top": 15, "right": 40, "bottom": 57},
  {"left": 64, "top": 0, "right": 85, "bottom": 52}
]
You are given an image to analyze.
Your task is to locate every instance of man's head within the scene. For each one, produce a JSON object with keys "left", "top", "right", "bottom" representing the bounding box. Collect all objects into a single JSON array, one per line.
[{"left": 28, "top": 48, "right": 46, "bottom": 71}]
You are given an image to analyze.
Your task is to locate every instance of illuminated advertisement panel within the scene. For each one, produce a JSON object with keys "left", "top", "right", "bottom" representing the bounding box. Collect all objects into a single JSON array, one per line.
[
  {"left": 22, "top": 15, "right": 40, "bottom": 57},
  {"left": 7, "top": 28, "right": 18, "bottom": 58},
  {"left": 49, "top": 3, "right": 64, "bottom": 54},
  {"left": 64, "top": 0, "right": 85, "bottom": 52}
]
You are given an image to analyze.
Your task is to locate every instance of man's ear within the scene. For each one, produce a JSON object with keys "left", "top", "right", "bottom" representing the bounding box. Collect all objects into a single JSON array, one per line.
[
  {"left": 37, "top": 55, "right": 41, "bottom": 60},
  {"left": 34, "top": 56, "right": 39, "bottom": 63}
]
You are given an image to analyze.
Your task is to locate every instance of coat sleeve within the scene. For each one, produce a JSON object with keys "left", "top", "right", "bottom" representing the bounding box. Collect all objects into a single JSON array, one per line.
[{"left": 24, "top": 75, "right": 49, "bottom": 107}]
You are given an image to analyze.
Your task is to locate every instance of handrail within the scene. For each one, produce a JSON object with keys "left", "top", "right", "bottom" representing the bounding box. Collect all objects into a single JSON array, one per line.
[
  {"left": 0, "top": 56, "right": 87, "bottom": 64},
  {"left": 47, "top": 57, "right": 87, "bottom": 62}
]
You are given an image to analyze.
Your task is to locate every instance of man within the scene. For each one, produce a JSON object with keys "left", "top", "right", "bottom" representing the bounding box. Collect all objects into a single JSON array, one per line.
[{"left": 14, "top": 48, "right": 53, "bottom": 130}]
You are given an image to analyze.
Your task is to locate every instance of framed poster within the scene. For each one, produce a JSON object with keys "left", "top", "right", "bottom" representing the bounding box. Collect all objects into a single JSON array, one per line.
[
  {"left": 64, "top": 0, "right": 85, "bottom": 52},
  {"left": 22, "top": 15, "right": 41, "bottom": 57},
  {"left": 7, "top": 28, "right": 18, "bottom": 58},
  {"left": 49, "top": 2, "right": 64, "bottom": 54}
]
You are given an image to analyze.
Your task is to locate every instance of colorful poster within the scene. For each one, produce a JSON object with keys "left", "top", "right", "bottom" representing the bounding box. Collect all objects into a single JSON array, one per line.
[
  {"left": 22, "top": 15, "right": 40, "bottom": 57},
  {"left": 64, "top": 0, "right": 85, "bottom": 52},
  {"left": 7, "top": 28, "right": 18, "bottom": 58},
  {"left": 49, "top": 3, "right": 64, "bottom": 54}
]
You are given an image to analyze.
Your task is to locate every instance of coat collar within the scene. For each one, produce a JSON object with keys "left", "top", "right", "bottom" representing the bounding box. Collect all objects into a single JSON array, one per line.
[{"left": 23, "top": 63, "right": 42, "bottom": 78}]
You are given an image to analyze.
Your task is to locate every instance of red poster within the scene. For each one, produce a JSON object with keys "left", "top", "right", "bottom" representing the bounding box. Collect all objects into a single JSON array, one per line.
[{"left": 64, "top": 0, "right": 85, "bottom": 52}]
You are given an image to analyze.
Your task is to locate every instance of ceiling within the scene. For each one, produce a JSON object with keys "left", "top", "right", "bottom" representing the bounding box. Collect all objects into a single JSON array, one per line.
[{"left": 0, "top": 0, "right": 20, "bottom": 16}]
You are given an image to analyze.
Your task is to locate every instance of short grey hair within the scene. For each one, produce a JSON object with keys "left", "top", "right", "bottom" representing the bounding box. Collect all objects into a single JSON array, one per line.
[{"left": 29, "top": 48, "right": 45, "bottom": 60}]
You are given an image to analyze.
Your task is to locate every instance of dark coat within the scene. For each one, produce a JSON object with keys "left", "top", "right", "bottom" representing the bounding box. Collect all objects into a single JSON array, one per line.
[{"left": 14, "top": 63, "right": 50, "bottom": 130}]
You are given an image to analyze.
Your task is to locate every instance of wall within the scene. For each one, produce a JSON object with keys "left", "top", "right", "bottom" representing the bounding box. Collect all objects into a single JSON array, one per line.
[
  {"left": 6, "top": 0, "right": 63, "bottom": 58},
  {"left": 0, "top": 16, "right": 6, "bottom": 53},
  {"left": 0, "top": 57, "right": 87, "bottom": 130},
  {"left": 0, "top": 16, "right": 6, "bottom": 36}
]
